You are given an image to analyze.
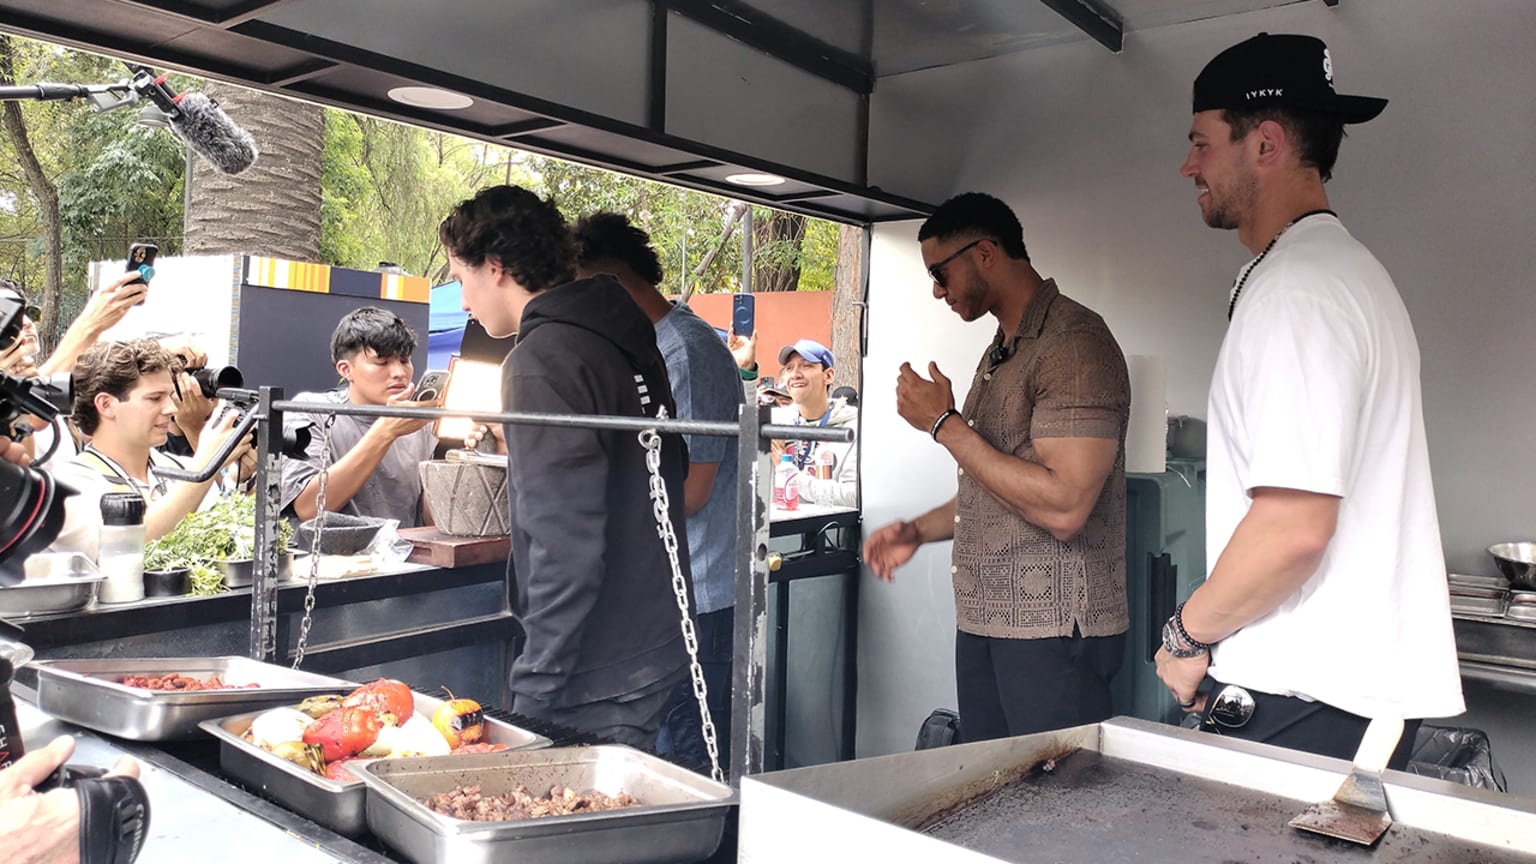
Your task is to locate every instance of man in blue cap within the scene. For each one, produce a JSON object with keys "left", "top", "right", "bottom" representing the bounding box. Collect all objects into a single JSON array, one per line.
[
  {"left": 1157, "top": 33, "right": 1462, "bottom": 767},
  {"left": 772, "top": 339, "right": 857, "bottom": 508}
]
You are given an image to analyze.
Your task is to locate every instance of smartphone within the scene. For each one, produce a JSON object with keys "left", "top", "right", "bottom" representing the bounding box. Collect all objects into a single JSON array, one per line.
[
  {"left": 732, "top": 293, "right": 755, "bottom": 338},
  {"left": 126, "top": 242, "right": 158, "bottom": 286},
  {"left": 415, "top": 369, "right": 451, "bottom": 403}
]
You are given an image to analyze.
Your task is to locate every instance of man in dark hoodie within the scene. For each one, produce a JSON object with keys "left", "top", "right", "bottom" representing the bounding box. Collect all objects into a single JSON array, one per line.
[{"left": 439, "top": 185, "right": 692, "bottom": 747}]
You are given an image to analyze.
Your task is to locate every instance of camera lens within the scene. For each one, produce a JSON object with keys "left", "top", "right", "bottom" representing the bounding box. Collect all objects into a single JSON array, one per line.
[
  {"left": 192, "top": 365, "right": 243, "bottom": 398},
  {"left": 0, "top": 461, "right": 74, "bottom": 575}
]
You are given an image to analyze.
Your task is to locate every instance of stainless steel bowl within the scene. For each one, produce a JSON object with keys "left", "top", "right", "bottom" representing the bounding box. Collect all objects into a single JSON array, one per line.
[
  {"left": 1489, "top": 543, "right": 1536, "bottom": 590},
  {"left": 0, "top": 554, "right": 104, "bottom": 618}
]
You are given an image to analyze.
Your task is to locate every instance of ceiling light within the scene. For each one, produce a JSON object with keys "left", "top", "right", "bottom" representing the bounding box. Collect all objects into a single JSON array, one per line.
[
  {"left": 387, "top": 86, "right": 474, "bottom": 110},
  {"left": 725, "top": 172, "right": 787, "bottom": 187}
]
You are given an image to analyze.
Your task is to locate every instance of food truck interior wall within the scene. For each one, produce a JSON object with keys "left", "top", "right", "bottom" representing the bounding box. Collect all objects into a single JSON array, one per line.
[{"left": 857, "top": 0, "right": 1536, "bottom": 790}]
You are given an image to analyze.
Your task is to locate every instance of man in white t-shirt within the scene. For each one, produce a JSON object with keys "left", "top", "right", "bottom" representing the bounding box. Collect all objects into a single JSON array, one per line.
[{"left": 1156, "top": 33, "right": 1463, "bottom": 769}]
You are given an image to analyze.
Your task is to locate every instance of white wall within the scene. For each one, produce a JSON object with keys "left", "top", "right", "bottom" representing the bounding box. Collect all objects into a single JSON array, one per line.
[{"left": 858, "top": 0, "right": 1536, "bottom": 757}]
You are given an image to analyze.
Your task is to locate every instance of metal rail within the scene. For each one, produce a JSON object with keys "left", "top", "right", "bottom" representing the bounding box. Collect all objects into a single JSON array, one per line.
[{"left": 222, "top": 386, "right": 849, "bottom": 787}]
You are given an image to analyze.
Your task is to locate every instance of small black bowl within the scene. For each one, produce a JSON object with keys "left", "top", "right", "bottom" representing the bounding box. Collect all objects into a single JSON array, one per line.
[{"left": 143, "top": 567, "right": 190, "bottom": 597}]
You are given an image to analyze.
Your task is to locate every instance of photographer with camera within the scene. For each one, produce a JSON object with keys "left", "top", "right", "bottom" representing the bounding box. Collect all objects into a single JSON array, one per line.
[
  {"left": 48, "top": 339, "right": 252, "bottom": 561},
  {"left": 0, "top": 734, "right": 141, "bottom": 864}
]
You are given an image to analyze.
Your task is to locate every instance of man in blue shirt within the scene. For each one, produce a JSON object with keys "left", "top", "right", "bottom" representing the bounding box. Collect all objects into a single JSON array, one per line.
[{"left": 573, "top": 212, "right": 743, "bottom": 772}]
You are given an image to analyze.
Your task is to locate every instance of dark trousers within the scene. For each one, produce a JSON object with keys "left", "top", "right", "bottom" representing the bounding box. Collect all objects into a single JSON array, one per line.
[
  {"left": 656, "top": 607, "right": 734, "bottom": 772},
  {"left": 954, "top": 627, "right": 1126, "bottom": 743},
  {"left": 1197, "top": 685, "right": 1422, "bottom": 771},
  {"left": 513, "top": 678, "right": 679, "bottom": 751}
]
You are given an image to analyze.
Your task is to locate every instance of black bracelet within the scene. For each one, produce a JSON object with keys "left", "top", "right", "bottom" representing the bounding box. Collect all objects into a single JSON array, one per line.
[
  {"left": 930, "top": 409, "right": 960, "bottom": 441},
  {"left": 1172, "top": 602, "right": 1214, "bottom": 652}
]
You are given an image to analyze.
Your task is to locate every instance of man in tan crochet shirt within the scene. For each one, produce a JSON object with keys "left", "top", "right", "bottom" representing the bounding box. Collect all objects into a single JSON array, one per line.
[{"left": 864, "top": 192, "right": 1132, "bottom": 741}]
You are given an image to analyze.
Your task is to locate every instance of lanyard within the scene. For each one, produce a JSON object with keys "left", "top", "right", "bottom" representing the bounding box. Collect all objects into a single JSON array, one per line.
[
  {"left": 793, "top": 409, "right": 831, "bottom": 470},
  {"left": 84, "top": 444, "right": 168, "bottom": 499}
]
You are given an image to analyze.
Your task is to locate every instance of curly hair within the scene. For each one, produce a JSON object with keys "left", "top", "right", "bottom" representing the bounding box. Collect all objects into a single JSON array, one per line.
[
  {"left": 918, "top": 192, "right": 1030, "bottom": 261},
  {"left": 72, "top": 339, "right": 179, "bottom": 435},
  {"left": 438, "top": 185, "right": 575, "bottom": 294},
  {"left": 572, "top": 212, "right": 664, "bottom": 287}
]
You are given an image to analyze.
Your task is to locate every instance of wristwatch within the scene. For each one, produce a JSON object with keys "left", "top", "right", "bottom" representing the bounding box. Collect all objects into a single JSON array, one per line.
[{"left": 1162, "top": 617, "right": 1208, "bottom": 659}]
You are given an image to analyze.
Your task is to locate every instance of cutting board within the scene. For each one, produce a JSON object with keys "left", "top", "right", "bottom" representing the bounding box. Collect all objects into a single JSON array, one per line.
[{"left": 398, "top": 526, "right": 510, "bottom": 569}]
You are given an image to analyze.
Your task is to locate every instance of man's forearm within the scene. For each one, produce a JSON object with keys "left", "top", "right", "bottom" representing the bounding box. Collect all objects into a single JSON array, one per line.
[
  {"left": 911, "top": 498, "right": 957, "bottom": 545},
  {"left": 145, "top": 480, "right": 217, "bottom": 540},
  {"left": 935, "top": 419, "right": 1112, "bottom": 541},
  {"left": 1181, "top": 489, "right": 1339, "bottom": 645},
  {"left": 290, "top": 425, "right": 396, "bottom": 520},
  {"left": 38, "top": 319, "right": 104, "bottom": 376}
]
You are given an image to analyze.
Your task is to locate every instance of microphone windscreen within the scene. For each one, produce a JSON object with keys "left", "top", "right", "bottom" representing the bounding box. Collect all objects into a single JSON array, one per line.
[{"left": 171, "top": 92, "right": 259, "bottom": 175}]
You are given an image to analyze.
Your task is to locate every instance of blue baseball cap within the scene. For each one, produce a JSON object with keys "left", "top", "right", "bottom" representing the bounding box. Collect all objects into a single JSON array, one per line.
[{"left": 777, "top": 339, "right": 834, "bottom": 368}]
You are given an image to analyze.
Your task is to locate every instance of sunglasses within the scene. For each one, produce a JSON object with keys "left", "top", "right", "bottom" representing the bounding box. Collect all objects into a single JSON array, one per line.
[
  {"left": 926, "top": 239, "right": 983, "bottom": 289},
  {"left": 1204, "top": 684, "right": 1256, "bottom": 730}
]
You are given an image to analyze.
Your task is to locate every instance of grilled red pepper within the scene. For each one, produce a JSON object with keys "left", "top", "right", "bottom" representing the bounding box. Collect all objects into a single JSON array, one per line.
[
  {"left": 302, "top": 707, "right": 381, "bottom": 762},
  {"left": 341, "top": 678, "right": 414, "bottom": 726}
]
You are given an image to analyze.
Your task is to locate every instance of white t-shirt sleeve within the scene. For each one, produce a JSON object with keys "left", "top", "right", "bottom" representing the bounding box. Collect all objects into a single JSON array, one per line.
[{"left": 1233, "top": 267, "right": 1368, "bottom": 499}]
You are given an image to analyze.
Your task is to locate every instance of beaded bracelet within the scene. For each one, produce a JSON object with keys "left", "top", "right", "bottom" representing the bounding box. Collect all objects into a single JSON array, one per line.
[{"left": 1172, "top": 602, "right": 1214, "bottom": 653}]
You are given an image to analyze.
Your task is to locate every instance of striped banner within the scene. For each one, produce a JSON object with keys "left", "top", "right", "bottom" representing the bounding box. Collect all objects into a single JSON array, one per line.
[
  {"left": 381, "top": 272, "right": 430, "bottom": 303},
  {"left": 245, "top": 256, "right": 331, "bottom": 293}
]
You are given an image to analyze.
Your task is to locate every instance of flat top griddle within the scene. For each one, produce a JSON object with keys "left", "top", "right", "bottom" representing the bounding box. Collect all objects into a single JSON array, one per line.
[{"left": 920, "top": 750, "right": 1525, "bottom": 864}]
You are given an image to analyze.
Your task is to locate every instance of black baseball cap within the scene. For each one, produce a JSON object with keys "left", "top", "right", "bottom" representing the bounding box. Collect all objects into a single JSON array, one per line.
[{"left": 1193, "top": 33, "right": 1386, "bottom": 124}]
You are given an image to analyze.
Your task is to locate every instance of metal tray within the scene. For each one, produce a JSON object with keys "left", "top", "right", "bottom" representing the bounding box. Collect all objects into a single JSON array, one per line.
[
  {"left": 1506, "top": 605, "right": 1536, "bottom": 622},
  {"left": 33, "top": 656, "right": 354, "bottom": 741},
  {"left": 0, "top": 573, "right": 105, "bottom": 617},
  {"left": 353, "top": 745, "right": 734, "bottom": 864},
  {"left": 1450, "top": 572, "right": 1512, "bottom": 591},
  {"left": 1452, "top": 595, "right": 1508, "bottom": 617},
  {"left": 202, "top": 690, "right": 552, "bottom": 838}
]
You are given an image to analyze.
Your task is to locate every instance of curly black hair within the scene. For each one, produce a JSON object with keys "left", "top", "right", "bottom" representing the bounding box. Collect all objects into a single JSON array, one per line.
[
  {"left": 329, "top": 306, "right": 417, "bottom": 364},
  {"left": 438, "top": 185, "right": 575, "bottom": 294},
  {"left": 918, "top": 192, "right": 1030, "bottom": 262},
  {"left": 571, "top": 212, "right": 664, "bottom": 287}
]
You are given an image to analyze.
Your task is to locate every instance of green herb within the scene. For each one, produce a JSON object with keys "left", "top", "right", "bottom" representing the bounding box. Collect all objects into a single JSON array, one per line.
[
  {"left": 188, "top": 562, "right": 223, "bottom": 596},
  {"left": 143, "top": 494, "right": 295, "bottom": 584}
]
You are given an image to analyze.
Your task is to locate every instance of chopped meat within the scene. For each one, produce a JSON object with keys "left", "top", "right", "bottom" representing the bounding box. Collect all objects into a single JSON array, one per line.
[
  {"left": 118, "top": 674, "right": 259, "bottom": 691},
  {"left": 422, "top": 784, "right": 640, "bottom": 821}
]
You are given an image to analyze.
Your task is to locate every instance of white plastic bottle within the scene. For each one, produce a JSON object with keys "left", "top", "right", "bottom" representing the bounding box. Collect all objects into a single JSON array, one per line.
[
  {"left": 98, "top": 492, "right": 146, "bottom": 604},
  {"left": 773, "top": 453, "right": 799, "bottom": 511}
]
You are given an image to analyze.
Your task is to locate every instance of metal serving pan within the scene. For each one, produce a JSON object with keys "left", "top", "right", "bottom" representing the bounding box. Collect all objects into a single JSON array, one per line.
[
  {"left": 202, "top": 690, "right": 552, "bottom": 838},
  {"left": 740, "top": 718, "right": 1536, "bottom": 863},
  {"left": 0, "top": 574, "right": 105, "bottom": 617},
  {"left": 353, "top": 745, "right": 734, "bottom": 864},
  {"left": 33, "top": 656, "right": 353, "bottom": 741},
  {"left": 1451, "top": 595, "right": 1508, "bottom": 617}
]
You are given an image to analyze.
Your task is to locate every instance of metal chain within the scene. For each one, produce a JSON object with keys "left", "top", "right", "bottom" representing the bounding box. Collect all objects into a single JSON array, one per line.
[
  {"left": 640, "top": 418, "right": 723, "bottom": 783},
  {"left": 291, "top": 414, "right": 335, "bottom": 669}
]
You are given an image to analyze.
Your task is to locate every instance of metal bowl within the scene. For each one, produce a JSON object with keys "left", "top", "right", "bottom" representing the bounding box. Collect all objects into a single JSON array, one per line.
[
  {"left": 1489, "top": 543, "right": 1536, "bottom": 590},
  {"left": 0, "top": 554, "right": 105, "bottom": 618}
]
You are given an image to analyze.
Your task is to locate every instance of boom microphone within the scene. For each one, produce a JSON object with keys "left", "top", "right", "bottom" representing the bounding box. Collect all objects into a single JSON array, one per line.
[
  {"left": 169, "top": 91, "right": 259, "bottom": 175},
  {"left": 127, "top": 64, "right": 258, "bottom": 175}
]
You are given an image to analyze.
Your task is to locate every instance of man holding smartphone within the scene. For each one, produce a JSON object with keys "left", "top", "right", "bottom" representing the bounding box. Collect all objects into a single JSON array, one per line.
[{"left": 279, "top": 307, "right": 439, "bottom": 528}]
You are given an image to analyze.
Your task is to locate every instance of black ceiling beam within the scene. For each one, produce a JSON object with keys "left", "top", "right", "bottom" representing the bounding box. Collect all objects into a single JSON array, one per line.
[
  {"left": 648, "top": 0, "right": 667, "bottom": 131},
  {"left": 656, "top": 159, "right": 723, "bottom": 174},
  {"left": 661, "top": 0, "right": 874, "bottom": 95},
  {"left": 113, "top": 0, "right": 300, "bottom": 29},
  {"left": 265, "top": 58, "right": 337, "bottom": 88},
  {"left": 1323, "top": 0, "right": 1340, "bottom": 7},
  {"left": 1036, "top": 0, "right": 1124, "bottom": 53},
  {"left": 491, "top": 118, "right": 567, "bottom": 138}
]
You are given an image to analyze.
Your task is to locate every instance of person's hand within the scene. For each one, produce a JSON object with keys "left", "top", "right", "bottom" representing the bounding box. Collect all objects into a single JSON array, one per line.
[
  {"left": 71, "top": 273, "right": 149, "bottom": 338},
  {"left": 158, "top": 337, "right": 207, "bottom": 372},
  {"left": 769, "top": 439, "right": 786, "bottom": 463},
  {"left": 2, "top": 437, "right": 30, "bottom": 467},
  {"left": 192, "top": 410, "right": 249, "bottom": 472},
  {"left": 862, "top": 519, "right": 922, "bottom": 582},
  {"left": 727, "top": 329, "right": 758, "bottom": 372},
  {"left": 170, "top": 373, "right": 214, "bottom": 440},
  {"left": 895, "top": 362, "right": 956, "bottom": 434},
  {"left": 1155, "top": 646, "right": 1210, "bottom": 713},
  {"left": 0, "top": 333, "right": 37, "bottom": 377},
  {"left": 372, "top": 388, "right": 435, "bottom": 440},
  {"left": 463, "top": 423, "right": 506, "bottom": 455},
  {"left": 0, "top": 735, "right": 141, "bottom": 864}
]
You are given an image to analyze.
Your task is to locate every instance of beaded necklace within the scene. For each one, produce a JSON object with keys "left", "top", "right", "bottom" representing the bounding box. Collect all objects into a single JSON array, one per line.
[{"left": 1227, "top": 209, "right": 1336, "bottom": 321}]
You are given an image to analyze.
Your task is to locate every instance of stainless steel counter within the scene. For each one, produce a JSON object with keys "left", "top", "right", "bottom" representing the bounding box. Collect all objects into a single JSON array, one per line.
[{"left": 1456, "top": 613, "right": 1536, "bottom": 694}]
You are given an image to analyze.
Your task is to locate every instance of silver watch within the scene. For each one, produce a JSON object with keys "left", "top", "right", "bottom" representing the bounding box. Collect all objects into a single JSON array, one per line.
[{"left": 1162, "top": 618, "right": 1208, "bottom": 659}]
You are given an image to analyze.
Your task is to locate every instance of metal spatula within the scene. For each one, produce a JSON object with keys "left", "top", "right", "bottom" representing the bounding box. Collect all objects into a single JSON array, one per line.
[{"left": 1289, "top": 715, "right": 1404, "bottom": 846}]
